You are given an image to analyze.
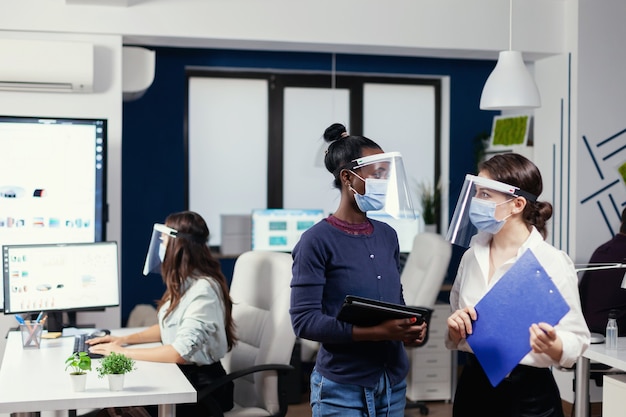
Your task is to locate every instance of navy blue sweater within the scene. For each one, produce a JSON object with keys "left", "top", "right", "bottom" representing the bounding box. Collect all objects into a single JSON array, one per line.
[{"left": 289, "top": 218, "right": 409, "bottom": 388}]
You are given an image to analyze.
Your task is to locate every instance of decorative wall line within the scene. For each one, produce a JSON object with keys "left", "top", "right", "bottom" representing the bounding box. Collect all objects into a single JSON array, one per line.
[
  {"left": 579, "top": 123, "right": 626, "bottom": 239},
  {"left": 582, "top": 135, "right": 604, "bottom": 180},
  {"left": 566, "top": 53, "right": 572, "bottom": 254}
]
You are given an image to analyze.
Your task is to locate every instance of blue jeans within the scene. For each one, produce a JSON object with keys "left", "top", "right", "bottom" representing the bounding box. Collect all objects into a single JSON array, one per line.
[{"left": 310, "top": 369, "right": 407, "bottom": 417}]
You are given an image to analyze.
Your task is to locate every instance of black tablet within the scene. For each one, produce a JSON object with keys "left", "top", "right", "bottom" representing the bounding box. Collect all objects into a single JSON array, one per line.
[{"left": 337, "top": 295, "right": 433, "bottom": 327}]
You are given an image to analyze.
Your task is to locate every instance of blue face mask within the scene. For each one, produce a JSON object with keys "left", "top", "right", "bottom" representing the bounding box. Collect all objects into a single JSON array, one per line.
[
  {"left": 350, "top": 172, "right": 388, "bottom": 212},
  {"left": 468, "top": 197, "right": 513, "bottom": 234}
]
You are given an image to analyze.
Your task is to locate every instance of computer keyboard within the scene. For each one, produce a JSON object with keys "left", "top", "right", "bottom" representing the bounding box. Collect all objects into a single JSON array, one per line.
[{"left": 72, "top": 334, "right": 103, "bottom": 359}]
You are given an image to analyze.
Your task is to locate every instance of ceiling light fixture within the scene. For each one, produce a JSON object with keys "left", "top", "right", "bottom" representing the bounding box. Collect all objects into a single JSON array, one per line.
[{"left": 479, "top": 0, "right": 541, "bottom": 110}]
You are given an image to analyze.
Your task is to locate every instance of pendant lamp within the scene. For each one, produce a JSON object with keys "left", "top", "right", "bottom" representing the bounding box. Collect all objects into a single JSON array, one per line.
[{"left": 479, "top": 0, "right": 541, "bottom": 110}]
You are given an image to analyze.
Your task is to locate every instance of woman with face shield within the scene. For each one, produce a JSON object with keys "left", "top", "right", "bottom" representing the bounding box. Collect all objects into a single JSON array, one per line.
[
  {"left": 87, "top": 211, "right": 237, "bottom": 417},
  {"left": 445, "top": 153, "right": 590, "bottom": 417},
  {"left": 289, "top": 123, "right": 426, "bottom": 417}
]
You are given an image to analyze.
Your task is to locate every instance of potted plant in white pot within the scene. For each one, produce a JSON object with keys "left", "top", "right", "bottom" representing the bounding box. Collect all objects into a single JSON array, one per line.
[
  {"left": 416, "top": 180, "right": 440, "bottom": 233},
  {"left": 96, "top": 352, "right": 136, "bottom": 391},
  {"left": 65, "top": 351, "right": 92, "bottom": 392}
]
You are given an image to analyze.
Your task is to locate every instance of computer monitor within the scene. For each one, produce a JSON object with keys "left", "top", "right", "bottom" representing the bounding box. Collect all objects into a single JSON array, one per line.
[
  {"left": 251, "top": 209, "right": 325, "bottom": 252},
  {"left": 2, "top": 241, "right": 120, "bottom": 331},
  {"left": 0, "top": 115, "right": 108, "bottom": 312}
]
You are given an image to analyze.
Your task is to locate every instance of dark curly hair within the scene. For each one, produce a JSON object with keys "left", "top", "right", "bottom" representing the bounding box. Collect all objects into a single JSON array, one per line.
[{"left": 322, "top": 123, "right": 382, "bottom": 188}]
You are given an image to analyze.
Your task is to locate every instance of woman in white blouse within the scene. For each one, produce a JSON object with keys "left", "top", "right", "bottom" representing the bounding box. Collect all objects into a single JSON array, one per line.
[
  {"left": 88, "top": 211, "right": 237, "bottom": 417},
  {"left": 445, "top": 153, "right": 590, "bottom": 417}
]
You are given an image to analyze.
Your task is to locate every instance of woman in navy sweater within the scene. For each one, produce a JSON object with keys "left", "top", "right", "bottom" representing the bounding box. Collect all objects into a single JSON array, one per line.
[{"left": 290, "top": 123, "right": 427, "bottom": 417}]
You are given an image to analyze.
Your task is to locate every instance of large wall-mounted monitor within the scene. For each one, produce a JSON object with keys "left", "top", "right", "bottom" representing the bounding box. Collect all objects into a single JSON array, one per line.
[
  {"left": 251, "top": 209, "right": 325, "bottom": 252},
  {"left": 0, "top": 115, "right": 107, "bottom": 312},
  {"left": 2, "top": 241, "right": 120, "bottom": 331}
]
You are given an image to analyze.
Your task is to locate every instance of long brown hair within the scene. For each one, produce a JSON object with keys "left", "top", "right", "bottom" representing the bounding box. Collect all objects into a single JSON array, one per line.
[{"left": 157, "top": 211, "right": 237, "bottom": 350}]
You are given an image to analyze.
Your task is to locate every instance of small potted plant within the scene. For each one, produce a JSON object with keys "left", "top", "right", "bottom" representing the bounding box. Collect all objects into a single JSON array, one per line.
[
  {"left": 96, "top": 352, "right": 136, "bottom": 391},
  {"left": 416, "top": 179, "right": 441, "bottom": 233},
  {"left": 65, "top": 351, "right": 92, "bottom": 392}
]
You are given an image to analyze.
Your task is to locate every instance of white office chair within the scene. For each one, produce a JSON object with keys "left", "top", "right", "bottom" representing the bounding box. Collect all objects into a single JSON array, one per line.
[
  {"left": 400, "top": 232, "right": 452, "bottom": 415},
  {"left": 401, "top": 232, "right": 452, "bottom": 310},
  {"left": 198, "top": 250, "right": 296, "bottom": 417},
  {"left": 126, "top": 304, "right": 158, "bottom": 328}
]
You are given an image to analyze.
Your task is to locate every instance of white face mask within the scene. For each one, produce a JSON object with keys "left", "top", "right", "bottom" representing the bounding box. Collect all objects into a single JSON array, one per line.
[{"left": 158, "top": 243, "right": 167, "bottom": 262}]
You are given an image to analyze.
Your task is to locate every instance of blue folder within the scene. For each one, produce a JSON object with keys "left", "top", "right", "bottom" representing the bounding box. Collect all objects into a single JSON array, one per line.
[{"left": 466, "top": 249, "right": 570, "bottom": 386}]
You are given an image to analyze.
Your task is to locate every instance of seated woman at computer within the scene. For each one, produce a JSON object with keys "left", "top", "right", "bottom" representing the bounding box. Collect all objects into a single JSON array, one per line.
[{"left": 87, "top": 210, "right": 237, "bottom": 416}]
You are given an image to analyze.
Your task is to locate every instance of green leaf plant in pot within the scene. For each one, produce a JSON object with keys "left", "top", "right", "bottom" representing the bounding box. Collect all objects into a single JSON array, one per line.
[
  {"left": 96, "top": 352, "right": 136, "bottom": 391},
  {"left": 416, "top": 179, "right": 441, "bottom": 232},
  {"left": 65, "top": 351, "right": 92, "bottom": 392}
]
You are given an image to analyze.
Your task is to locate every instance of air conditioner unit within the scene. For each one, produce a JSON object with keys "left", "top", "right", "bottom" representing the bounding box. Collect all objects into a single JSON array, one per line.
[
  {"left": 0, "top": 38, "right": 94, "bottom": 93},
  {"left": 122, "top": 46, "right": 155, "bottom": 101}
]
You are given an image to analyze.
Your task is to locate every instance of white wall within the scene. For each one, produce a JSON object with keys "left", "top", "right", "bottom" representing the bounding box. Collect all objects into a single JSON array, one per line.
[
  {"left": 534, "top": 53, "right": 575, "bottom": 256},
  {"left": 573, "top": 0, "right": 626, "bottom": 264},
  {"left": 0, "top": 31, "right": 123, "bottom": 361},
  {"left": 0, "top": 0, "right": 564, "bottom": 60},
  {"left": 530, "top": 0, "right": 626, "bottom": 266}
]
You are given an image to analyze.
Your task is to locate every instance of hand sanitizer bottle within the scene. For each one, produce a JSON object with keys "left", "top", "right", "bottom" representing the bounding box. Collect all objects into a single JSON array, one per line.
[{"left": 606, "top": 309, "right": 618, "bottom": 350}]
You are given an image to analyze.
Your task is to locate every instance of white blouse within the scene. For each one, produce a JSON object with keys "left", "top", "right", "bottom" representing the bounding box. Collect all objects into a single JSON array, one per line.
[
  {"left": 158, "top": 276, "right": 228, "bottom": 365},
  {"left": 446, "top": 227, "right": 590, "bottom": 369}
]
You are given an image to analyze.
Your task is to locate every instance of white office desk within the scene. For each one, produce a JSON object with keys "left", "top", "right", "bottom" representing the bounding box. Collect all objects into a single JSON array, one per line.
[
  {"left": 574, "top": 337, "right": 626, "bottom": 417},
  {"left": 0, "top": 328, "right": 196, "bottom": 417}
]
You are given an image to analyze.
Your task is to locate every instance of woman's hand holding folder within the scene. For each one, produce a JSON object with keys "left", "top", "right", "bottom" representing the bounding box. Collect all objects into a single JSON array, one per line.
[
  {"left": 447, "top": 305, "right": 477, "bottom": 346},
  {"left": 352, "top": 316, "right": 427, "bottom": 346}
]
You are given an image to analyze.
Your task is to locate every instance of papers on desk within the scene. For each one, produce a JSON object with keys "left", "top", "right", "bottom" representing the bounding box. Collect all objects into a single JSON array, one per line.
[
  {"left": 466, "top": 249, "right": 570, "bottom": 387},
  {"left": 61, "top": 327, "right": 91, "bottom": 337}
]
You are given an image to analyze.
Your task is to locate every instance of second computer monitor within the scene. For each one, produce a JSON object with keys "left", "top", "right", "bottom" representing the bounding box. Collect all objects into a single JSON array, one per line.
[
  {"left": 2, "top": 241, "right": 120, "bottom": 315},
  {"left": 251, "top": 209, "right": 325, "bottom": 252}
]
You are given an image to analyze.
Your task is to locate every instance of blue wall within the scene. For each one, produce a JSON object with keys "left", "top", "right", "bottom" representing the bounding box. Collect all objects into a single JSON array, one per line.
[{"left": 121, "top": 47, "right": 497, "bottom": 323}]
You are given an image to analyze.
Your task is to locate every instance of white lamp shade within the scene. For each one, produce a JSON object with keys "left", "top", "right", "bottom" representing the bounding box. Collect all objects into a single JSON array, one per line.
[{"left": 480, "top": 51, "right": 541, "bottom": 110}]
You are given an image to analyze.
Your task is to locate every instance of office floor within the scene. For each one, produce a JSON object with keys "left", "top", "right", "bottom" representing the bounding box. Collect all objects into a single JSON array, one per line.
[
  {"left": 286, "top": 397, "right": 598, "bottom": 417},
  {"left": 286, "top": 395, "right": 453, "bottom": 417},
  {"left": 285, "top": 363, "right": 597, "bottom": 417}
]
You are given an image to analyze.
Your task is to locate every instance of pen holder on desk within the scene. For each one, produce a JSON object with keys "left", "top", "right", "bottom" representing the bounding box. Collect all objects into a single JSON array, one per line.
[{"left": 20, "top": 323, "right": 43, "bottom": 349}]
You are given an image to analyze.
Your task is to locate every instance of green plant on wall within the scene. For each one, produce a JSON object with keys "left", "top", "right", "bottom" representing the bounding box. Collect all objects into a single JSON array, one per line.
[
  {"left": 618, "top": 162, "right": 626, "bottom": 185},
  {"left": 491, "top": 115, "right": 529, "bottom": 146}
]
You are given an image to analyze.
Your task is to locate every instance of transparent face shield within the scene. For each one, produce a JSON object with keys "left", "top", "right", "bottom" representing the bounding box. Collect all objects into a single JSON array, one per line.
[
  {"left": 350, "top": 151, "right": 416, "bottom": 220},
  {"left": 142, "top": 223, "right": 178, "bottom": 276},
  {"left": 445, "top": 174, "right": 536, "bottom": 248}
]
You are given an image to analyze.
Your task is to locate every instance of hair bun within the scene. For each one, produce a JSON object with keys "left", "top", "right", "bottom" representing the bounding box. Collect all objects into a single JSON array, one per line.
[{"left": 323, "top": 123, "right": 347, "bottom": 143}]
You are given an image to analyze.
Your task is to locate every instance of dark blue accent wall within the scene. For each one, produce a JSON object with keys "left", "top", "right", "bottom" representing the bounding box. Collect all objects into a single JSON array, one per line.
[{"left": 121, "top": 47, "right": 497, "bottom": 323}]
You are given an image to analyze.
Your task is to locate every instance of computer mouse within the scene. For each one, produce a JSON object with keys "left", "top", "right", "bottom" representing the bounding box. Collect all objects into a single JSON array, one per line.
[{"left": 90, "top": 329, "right": 111, "bottom": 337}]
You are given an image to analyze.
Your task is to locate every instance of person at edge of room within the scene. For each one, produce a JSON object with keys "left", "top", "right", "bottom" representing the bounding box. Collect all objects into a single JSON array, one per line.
[
  {"left": 87, "top": 210, "right": 237, "bottom": 417},
  {"left": 444, "top": 153, "right": 590, "bottom": 417},
  {"left": 289, "top": 122, "right": 428, "bottom": 417},
  {"left": 579, "top": 206, "right": 626, "bottom": 336}
]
